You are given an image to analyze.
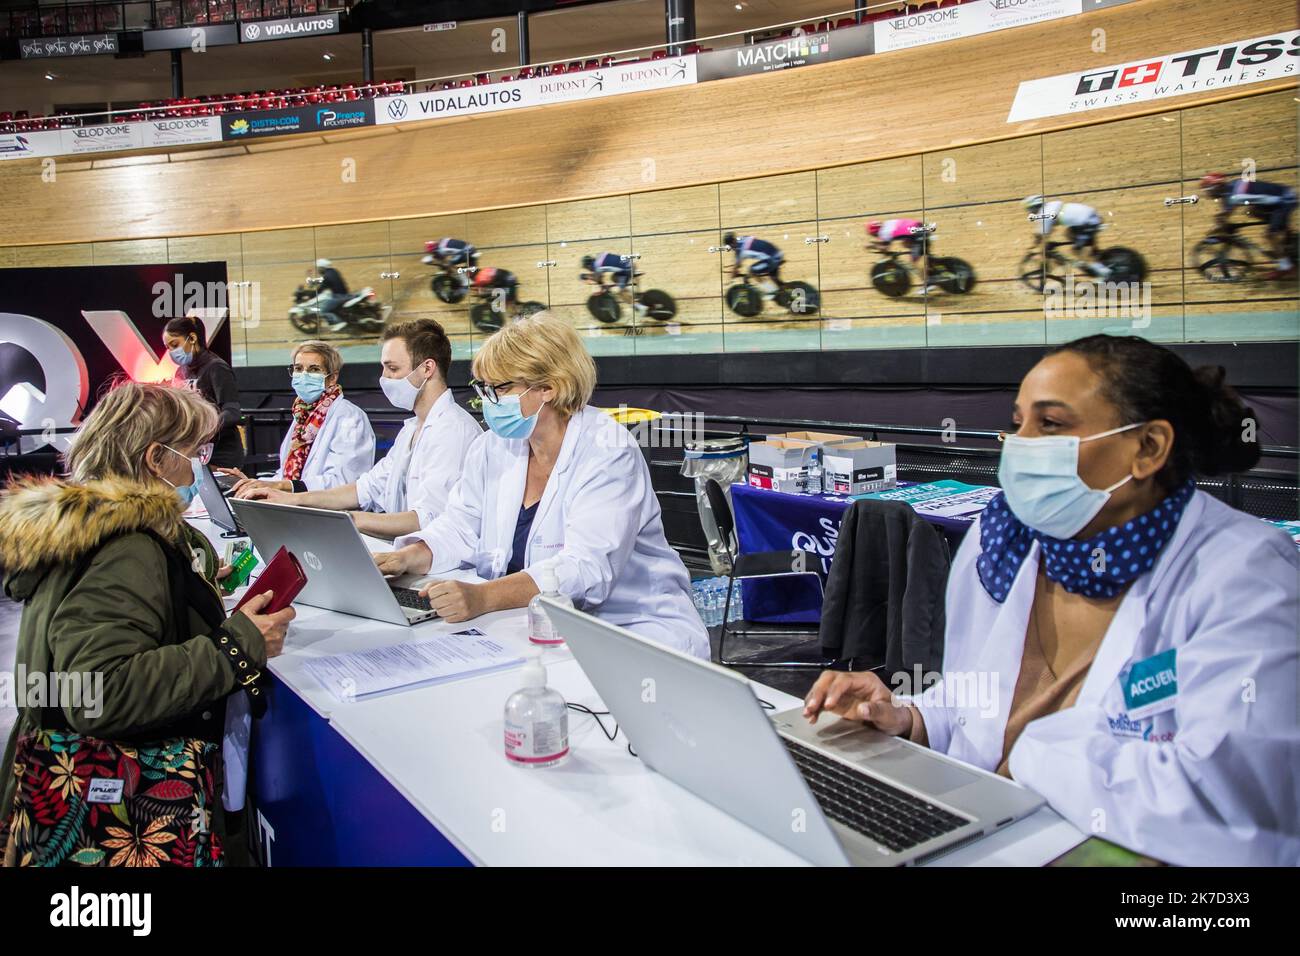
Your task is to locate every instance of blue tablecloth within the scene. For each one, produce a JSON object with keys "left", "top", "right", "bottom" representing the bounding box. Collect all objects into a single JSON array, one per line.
[{"left": 729, "top": 480, "right": 998, "bottom": 624}]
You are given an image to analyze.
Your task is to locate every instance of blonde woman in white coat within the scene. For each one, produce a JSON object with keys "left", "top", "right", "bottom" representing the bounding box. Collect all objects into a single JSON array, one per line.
[{"left": 374, "top": 315, "right": 708, "bottom": 659}]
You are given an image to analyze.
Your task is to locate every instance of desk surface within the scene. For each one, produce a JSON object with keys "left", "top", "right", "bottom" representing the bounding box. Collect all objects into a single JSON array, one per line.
[{"left": 189, "top": 515, "right": 1086, "bottom": 867}]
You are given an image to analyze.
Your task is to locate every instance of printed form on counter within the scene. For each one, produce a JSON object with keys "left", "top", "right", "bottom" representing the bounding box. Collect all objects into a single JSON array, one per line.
[{"left": 306, "top": 631, "right": 525, "bottom": 702}]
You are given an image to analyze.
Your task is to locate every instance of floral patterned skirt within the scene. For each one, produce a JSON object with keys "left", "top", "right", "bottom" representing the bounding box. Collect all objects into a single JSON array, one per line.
[{"left": 2, "top": 729, "right": 223, "bottom": 867}]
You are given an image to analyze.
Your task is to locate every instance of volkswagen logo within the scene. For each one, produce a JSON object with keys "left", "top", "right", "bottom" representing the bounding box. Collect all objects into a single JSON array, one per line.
[
  {"left": 243, "top": 23, "right": 260, "bottom": 40},
  {"left": 303, "top": 551, "right": 323, "bottom": 572},
  {"left": 387, "top": 98, "right": 408, "bottom": 120}
]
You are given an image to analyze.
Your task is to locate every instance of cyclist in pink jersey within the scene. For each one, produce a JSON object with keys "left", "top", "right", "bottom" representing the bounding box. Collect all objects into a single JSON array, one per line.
[{"left": 867, "top": 219, "right": 936, "bottom": 294}]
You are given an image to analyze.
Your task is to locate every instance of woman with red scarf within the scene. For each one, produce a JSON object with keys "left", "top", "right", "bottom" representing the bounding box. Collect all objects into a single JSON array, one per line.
[{"left": 221, "top": 341, "right": 375, "bottom": 496}]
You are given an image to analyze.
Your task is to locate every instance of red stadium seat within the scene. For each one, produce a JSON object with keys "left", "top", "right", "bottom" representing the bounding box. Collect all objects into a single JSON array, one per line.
[
  {"left": 837, "top": 17, "right": 857, "bottom": 28},
  {"left": 583, "top": 59, "right": 598, "bottom": 70},
  {"left": 567, "top": 61, "right": 582, "bottom": 72}
]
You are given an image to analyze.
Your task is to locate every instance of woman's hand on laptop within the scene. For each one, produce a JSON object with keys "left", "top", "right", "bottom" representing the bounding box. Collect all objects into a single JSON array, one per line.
[
  {"left": 231, "top": 477, "right": 292, "bottom": 499},
  {"left": 373, "top": 542, "right": 434, "bottom": 578},
  {"left": 236, "top": 484, "right": 294, "bottom": 502},
  {"left": 419, "top": 580, "right": 484, "bottom": 623},
  {"left": 803, "top": 670, "right": 913, "bottom": 737}
]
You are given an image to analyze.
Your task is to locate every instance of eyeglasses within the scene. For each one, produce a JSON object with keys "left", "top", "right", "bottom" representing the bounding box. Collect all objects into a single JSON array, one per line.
[
  {"left": 470, "top": 379, "right": 515, "bottom": 405},
  {"left": 287, "top": 365, "right": 327, "bottom": 376}
]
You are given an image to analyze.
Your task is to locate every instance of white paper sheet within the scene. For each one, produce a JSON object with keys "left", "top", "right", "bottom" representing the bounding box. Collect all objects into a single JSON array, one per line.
[{"left": 304, "top": 631, "right": 525, "bottom": 702}]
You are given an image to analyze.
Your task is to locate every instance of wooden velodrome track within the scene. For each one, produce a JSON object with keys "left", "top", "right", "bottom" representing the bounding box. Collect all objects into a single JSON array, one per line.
[{"left": 0, "top": 0, "right": 1295, "bottom": 359}]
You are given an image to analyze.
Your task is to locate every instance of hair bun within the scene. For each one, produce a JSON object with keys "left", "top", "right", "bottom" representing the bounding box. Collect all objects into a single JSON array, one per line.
[{"left": 1191, "top": 364, "right": 1261, "bottom": 475}]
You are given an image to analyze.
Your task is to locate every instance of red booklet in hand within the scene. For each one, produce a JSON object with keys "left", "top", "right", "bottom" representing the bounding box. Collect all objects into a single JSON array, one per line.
[{"left": 232, "top": 546, "right": 307, "bottom": 615}]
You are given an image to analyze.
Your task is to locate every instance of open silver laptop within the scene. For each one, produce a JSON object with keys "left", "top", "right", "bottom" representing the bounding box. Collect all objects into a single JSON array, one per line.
[
  {"left": 543, "top": 599, "right": 1044, "bottom": 867},
  {"left": 229, "top": 498, "right": 438, "bottom": 626},
  {"left": 198, "top": 463, "right": 245, "bottom": 537}
]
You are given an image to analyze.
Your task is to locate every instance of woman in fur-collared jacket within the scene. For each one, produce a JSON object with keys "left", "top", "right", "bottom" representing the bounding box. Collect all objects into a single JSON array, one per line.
[{"left": 0, "top": 381, "right": 293, "bottom": 865}]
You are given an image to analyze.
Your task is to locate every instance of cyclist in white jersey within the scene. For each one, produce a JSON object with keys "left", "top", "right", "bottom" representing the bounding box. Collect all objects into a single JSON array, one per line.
[{"left": 1024, "top": 194, "right": 1110, "bottom": 279}]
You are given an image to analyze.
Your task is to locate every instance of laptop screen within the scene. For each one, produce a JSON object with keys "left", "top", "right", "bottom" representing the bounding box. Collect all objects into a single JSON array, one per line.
[{"left": 198, "top": 463, "right": 239, "bottom": 534}]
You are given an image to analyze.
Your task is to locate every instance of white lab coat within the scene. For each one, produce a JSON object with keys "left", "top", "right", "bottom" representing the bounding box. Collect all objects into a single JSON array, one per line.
[
  {"left": 356, "top": 389, "right": 484, "bottom": 525},
  {"left": 271, "top": 396, "right": 376, "bottom": 491},
  {"left": 908, "top": 490, "right": 1299, "bottom": 865},
  {"left": 396, "top": 406, "right": 709, "bottom": 658}
]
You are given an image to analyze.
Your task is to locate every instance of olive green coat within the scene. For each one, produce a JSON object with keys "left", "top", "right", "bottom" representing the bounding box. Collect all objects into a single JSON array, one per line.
[{"left": 0, "top": 476, "right": 266, "bottom": 838}]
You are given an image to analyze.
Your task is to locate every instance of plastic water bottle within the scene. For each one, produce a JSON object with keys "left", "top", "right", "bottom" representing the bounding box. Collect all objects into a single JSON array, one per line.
[
  {"left": 503, "top": 652, "right": 569, "bottom": 769},
  {"left": 527, "top": 562, "right": 571, "bottom": 646}
]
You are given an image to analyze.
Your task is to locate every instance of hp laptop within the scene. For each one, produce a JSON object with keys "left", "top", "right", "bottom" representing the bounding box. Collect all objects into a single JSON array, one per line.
[
  {"left": 198, "top": 463, "right": 245, "bottom": 537},
  {"left": 543, "top": 599, "right": 1044, "bottom": 867},
  {"left": 229, "top": 498, "right": 438, "bottom": 625}
]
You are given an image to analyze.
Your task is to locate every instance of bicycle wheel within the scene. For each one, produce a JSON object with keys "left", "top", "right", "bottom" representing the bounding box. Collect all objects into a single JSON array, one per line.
[
  {"left": 1018, "top": 250, "right": 1063, "bottom": 292},
  {"left": 638, "top": 289, "right": 677, "bottom": 321},
  {"left": 1099, "top": 247, "right": 1148, "bottom": 284},
  {"left": 431, "top": 274, "right": 465, "bottom": 304},
  {"left": 933, "top": 257, "right": 976, "bottom": 294},
  {"left": 870, "top": 260, "right": 911, "bottom": 298},
  {"left": 586, "top": 292, "right": 621, "bottom": 323},
  {"left": 782, "top": 281, "right": 819, "bottom": 315},
  {"left": 725, "top": 284, "right": 763, "bottom": 317},
  {"left": 287, "top": 307, "right": 318, "bottom": 334},
  {"left": 1193, "top": 237, "right": 1253, "bottom": 283}
]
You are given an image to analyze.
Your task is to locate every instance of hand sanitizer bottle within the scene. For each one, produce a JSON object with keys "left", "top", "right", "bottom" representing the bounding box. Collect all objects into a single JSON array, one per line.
[
  {"left": 527, "top": 562, "right": 571, "bottom": 646},
  {"left": 504, "top": 653, "right": 569, "bottom": 769}
]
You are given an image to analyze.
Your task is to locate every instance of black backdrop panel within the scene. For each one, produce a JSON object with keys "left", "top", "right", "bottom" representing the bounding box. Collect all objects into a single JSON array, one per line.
[{"left": 0, "top": 262, "right": 231, "bottom": 431}]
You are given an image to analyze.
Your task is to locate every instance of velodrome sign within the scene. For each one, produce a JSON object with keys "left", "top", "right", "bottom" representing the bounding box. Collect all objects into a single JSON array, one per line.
[{"left": 374, "top": 58, "right": 697, "bottom": 125}]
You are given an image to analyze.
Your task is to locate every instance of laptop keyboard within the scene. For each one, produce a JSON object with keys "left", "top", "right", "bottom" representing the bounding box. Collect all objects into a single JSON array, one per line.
[
  {"left": 392, "top": 587, "right": 433, "bottom": 612},
  {"left": 782, "top": 737, "right": 969, "bottom": 853}
]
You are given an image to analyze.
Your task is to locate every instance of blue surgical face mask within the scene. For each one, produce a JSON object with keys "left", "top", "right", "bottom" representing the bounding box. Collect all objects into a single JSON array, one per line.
[
  {"left": 997, "top": 422, "right": 1142, "bottom": 539},
  {"left": 482, "top": 387, "right": 544, "bottom": 440},
  {"left": 169, "top": 344, "right": 193, "bottom": 367},
  {"left": 292, "top": 371, "right": 327, "bottom": 403},
  {"left": 160, "top": 443, "right": 204, "bottom": 507}
]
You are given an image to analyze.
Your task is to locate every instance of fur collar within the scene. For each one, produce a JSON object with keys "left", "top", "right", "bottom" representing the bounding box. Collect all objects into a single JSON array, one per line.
[{"left": 0, "top": 476, "right": 185, "bottom": 573}]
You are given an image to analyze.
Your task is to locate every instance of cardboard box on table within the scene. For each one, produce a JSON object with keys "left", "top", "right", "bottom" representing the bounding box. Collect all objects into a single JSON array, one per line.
[
  {"left": 746, "top": 439, "right": 821, "bottom": 494},
  {"left": 822, "top": 440, "right": 898, "bottom": 495}
]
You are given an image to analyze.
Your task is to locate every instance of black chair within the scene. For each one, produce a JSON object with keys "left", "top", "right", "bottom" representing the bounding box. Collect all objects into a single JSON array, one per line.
[{"left": 704, "top": 479, "right": 828, "bottom": 670}]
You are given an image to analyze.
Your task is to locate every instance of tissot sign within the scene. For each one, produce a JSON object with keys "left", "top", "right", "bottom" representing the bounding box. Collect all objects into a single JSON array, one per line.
[
  {"left": 1008, "top": 30, "right": 1300, "bottom": 122},
  {"left": 0, "top": 264, "right": 231, "bottom": 453},
  {"left": 240, "top": 12, "right": 341, "bottom": 43}
]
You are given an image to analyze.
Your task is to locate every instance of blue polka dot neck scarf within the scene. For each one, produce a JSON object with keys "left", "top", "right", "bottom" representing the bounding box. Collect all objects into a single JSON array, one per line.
[{"left": 975, "top": 480, "right": 1195, "bottom": 603}]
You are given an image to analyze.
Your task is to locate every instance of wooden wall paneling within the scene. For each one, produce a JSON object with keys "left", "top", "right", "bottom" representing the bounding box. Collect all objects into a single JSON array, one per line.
[
  {"left": 922, "top": 137, "right": 1044, "bottom": 211},
  {"left": 91, "top": 239, "right": 170, "bottom": 265},
  {"left": 548, "top": 236, "right": 632, "bottom": 311},
  {"left": 467, "top": 206, "right": 547, "bottom": 248},
  {"left": 630, "top": 184, "right": 720, "bottom": 236},
  {"left": 816, "top": 156, "right": 925, "bottom": 221},
  {"left": 0, "top": 247, "right": 15, "bottom": 268},
  {"left": 387, "top": 214, "right": 473, "bottom": 337},
  {"left": 544, "top": 195, "right": 632, "bottom": 244},
  {"left": 720, "top": 171, "right": 818, "bottom": 228},
  {"left": 1180, "top": 89, "right": 1300, "bottom": 182},
  {"left": 10, "top": 244, "right": 94, "bottom": 266},
  {"left": 819, "top": 208, "right": 928, "bottom": 323},
  {"left": 237, "top": 227, "right": 318, "bottom": 364},
  {"left": 629, "top": 229, "right": 724, "bottom": 330},
  {"left": 1042, "top": 112, "right": 1183, "bottom": 195}
]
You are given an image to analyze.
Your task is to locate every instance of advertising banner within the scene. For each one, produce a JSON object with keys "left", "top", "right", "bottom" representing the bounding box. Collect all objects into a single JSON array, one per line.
[
  {"left": 239, "top": 12, "right": 341, "bottom": 43},
  {"left": 142, "top": 23, "right": 239, "bottom": 51},
  {"left": 376, "top": 57, "right": 697, "bottom": 125},
  {"left": 142, "top": 116, "right": 224, "bottom": 148},
  {"left": 874, "top": 0, "right": 1083, "bottom": 54},
  {"left": 19, "top": 33, "right": 119, "bottom": 58},
  {"left": 1008, "top": 30, "right": 1300, "bottom": 122},
  {"left": 221, "top": 100, "right": 374, "bottom": 140},
  {"left": 695, "top": 24, "right": 873, "bottom": 81},
  {"left": 60, "top": 122, "right": 144, "bottom": 155}
]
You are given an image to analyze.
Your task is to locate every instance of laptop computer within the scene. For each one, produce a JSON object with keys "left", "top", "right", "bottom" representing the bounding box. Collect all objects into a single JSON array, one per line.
[
  {"left": 198, "top": 463, "right": 245, "bottom": 537},
  {"left": 542, "top": 599, "right": 1044, "bottom": 867},
  {"left": 229, "top": 498, "right": 438, "bottom": 625}
]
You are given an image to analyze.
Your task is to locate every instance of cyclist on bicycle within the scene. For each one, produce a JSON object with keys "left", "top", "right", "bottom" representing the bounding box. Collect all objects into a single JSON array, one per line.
[
  {"left": 724, "top": 233, "right": 785, "bottom": 294},
  {"left": 470, "top": 266, "right": 519, "bottom": 314},
  {"left": 424, "top": 237, "right": 478, "bottom": 272},
  {"left": 867, "top": 219, "right": 936, "bottom": 295},
  {"left": 1199, "top": 172, "right": 1297, "bottom": 279},
  {"left": 581, "top": 252, "right": 635, "bottom": 293},
  {"left": 314, "top": 257, "right": 352, "bottom": 331},
  {"left": 1023, "top": 195, "right": 1110, "bottom": 279}
]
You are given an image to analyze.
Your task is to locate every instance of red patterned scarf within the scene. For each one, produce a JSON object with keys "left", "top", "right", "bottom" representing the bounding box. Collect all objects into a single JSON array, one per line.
[{"left": 284, "top": 384, "right": 341, "bottom": 481}]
